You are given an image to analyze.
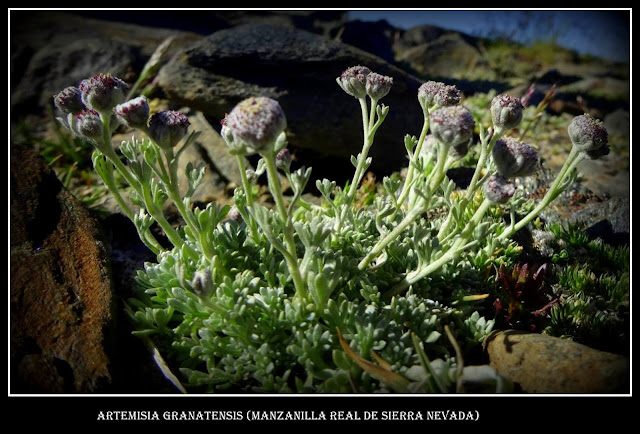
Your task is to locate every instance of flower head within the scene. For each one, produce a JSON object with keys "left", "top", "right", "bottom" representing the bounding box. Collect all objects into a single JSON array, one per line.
[
  {"left": 74, "top": 109, "right": 103, "bottom": 140},
  {"left": 568, "top": 114, "right": 608, "bottom": 154},
  {"left": 79, "top": 73, "right": 129, "bottom": 113},
  {"left": 418, "top": 81, "right": 461, "bottom": 112},
  {"left": 148, "top": 110, "right": 190, "bottom": 150},
  {"left": 226, "top": 97, "right": 287, "bottom": 154},
  {"left": 492, "top": 138, "right": 539, "bottom": 178},
  {"left": 365, "top": 72, "right": 393, "bottom": 100},
  {"left": 115, "top": 96, "right": 150, "bottom": 130},
  {"left": 275, "top": 148, "right": 292, "bottom": 171},
  {"left": 54, "top": 86, "right": 84, "bottom": 115},
  {"left": 191, "top": 269, "right": 213, "bottom": 297},
  {"left": 429, "top": 105, "right": 475, "bottom": 147},
  {"left": 336, "top": 65, "right": 371, "bottom": 99},
  {"left": 490, "top": 94, "right": 524, "bottom": 132},
  {"left": 484, "top": 174, "right": 515, "bottom": 204}
]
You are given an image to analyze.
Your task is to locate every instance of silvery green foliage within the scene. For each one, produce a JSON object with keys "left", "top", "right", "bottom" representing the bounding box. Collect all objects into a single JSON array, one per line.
[{"left": 54, "top": 67, "right": 607, "bottom": 393}]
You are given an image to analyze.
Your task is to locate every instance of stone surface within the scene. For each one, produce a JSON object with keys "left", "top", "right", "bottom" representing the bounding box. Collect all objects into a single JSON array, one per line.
[
  {"left": 157, "top": 23, "right": 426, "bottom": 177},
  {"left": 10, "top": 143, "right": 113, "bottom": 393},
  {"left": 337, "top": 19, "right": 398, "bottom": 64},
  {"left": 484, "top": 330, "right": 630, "bottom": 393},
  {"left": 10, "top": 11, "right": 203, "bottom": 117},
  {"left": 396, "top": 32, "right": 487, "bottom": 79}
]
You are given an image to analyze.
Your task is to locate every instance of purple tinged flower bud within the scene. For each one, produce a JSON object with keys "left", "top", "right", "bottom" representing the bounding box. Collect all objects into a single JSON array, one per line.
[
  {"left": 227, "top": 205, "right": 243, "bottom": 222},
  {"left": 275, "top": 148, "right": 292, "bottom": 171},
  {"left": 418, "top": 81, "right": 461, "bottom": 112},
  {"left": 365, "top": 72, "right": 393, "bottom": 100},
  {"left": 420, "top": 134, "right": 439, "bottom": 158},
  {"left": 226, "top": 97, "right": 287, "bottom": 153},
  {"left": 567, "top": 114, "right": 608, "bottom": 153},
  {"left": 450, "top": 140, "right": 470, "bottom": 161},
  {"left": 148, "top": 110, "right": 190, "bottom": 150},
  {"left": 491, "top": 94, "right": 524, "bottom": 132},
  {"left": 492, "top": 138, "right": 539, "bottom": 178},
  {"left": 75, "top": 109, "right": 103, "bottom": 139},
  {"left": 484, "top": 174, "right": 515, "bottom": 204},
  {"left": 583, "top": 144, "right": 610, "bottom": 160},
  {"left": 429, "top": 106, "right": 475, "bottom": 147},
  {"left": 53, "top": 86, "right": 84, "bottom": 114},
  {"left": 191, "top": 269, "right": 213, "bottom": 297},
  {"left": 336, "top": 65, "right": 371, "bottom": 99},
  {"left": 115, "top": 96, "right": 150, "bottom": 130},
  {"left": 79, "top": 73, "right": 129, "bottom": 113}
]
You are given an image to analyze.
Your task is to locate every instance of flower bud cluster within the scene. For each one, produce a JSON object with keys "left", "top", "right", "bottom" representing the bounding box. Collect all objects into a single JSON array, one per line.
[
  {"left": 418, "top": 81, "right": 461, "bottom": 112},
  {"left": 337, "top": 66, "right": 393, "bottom": 101},
  {"left": 568, "top": 114, "right": 609, "bottom": 159},
  {"left": 224, "top": 97, "right": 287, "bottom": 155},
  {"left": 429, "top": 106, "right": 475, "bottom": 147},
  {"left": 490, "top": 94, "right": 524, "bottom": 132}
]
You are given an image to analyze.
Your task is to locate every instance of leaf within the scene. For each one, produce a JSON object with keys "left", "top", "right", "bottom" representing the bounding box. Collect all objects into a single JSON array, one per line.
[{"left": 336, "top": 327, "right": 410, "bottom": 393}]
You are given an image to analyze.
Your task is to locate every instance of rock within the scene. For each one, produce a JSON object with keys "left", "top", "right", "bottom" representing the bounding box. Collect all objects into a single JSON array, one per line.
[
  {"left": 484, "top": 330, "right": 630, "bottom": 393},
  {"left": 337, "top": 19, "right": 398, "bottom": 63},
  {"left": 10, "top": 143, "right": 113, "bottom": 392},
  {"left": 10, "top": 11, "right": 203, "bottom": 117},
  {"left": 604, "top": 109, "right": 630, "bottom": 138},
  {"left": 396, "top": 32, "right": 487, "bottom": 79},
  {"left": 395, "top": 24, "right": 456, "bottom": 50},
  {"left": 157, "top": 23, "right": 425, "bottom": 178},
  {"left": 11, "top": 36, "right": 135, "bottom": 116}
]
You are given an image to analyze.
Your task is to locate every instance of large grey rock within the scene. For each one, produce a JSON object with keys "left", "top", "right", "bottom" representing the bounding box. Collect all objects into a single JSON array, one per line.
[
  {"left": 157, "top": 23, "right": 426, "bottom": 174},
  {"left": 396, "top": 32, "right": 487, "bottom": 79},
  {"left": 485, "top": 330, "right": 629, "bottom": 393},
  {"left": 10, "top": 11, "right": 202, "bottom": 116}
]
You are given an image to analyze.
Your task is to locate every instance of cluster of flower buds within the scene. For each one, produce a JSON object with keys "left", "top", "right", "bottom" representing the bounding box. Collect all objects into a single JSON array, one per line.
[
  {"left": 568, "top": 114, "right": 609, "bottom": 159},
  {"left": 148, "top": 110, "right": 190, "bottom": 150},
  {"left": 418, "top": 81, "right": 461, "bottom": 113},
  {"left": 337, "top": 66, "right": 393, "bottom": 101},
  {"left": 492, "top": 138, "right": 538, "bottom": 179},
  {"left": 275, "top": 148, "right": 292, "bottom": 171},
  {"left": 484, "top": 174, "right": 516, "bottom": 204},
  {"left": 54, "top": 74, "right": 192, "bottom": 149},
  {"left": 54, "top": 86, "right": 85, "bottom": 115},
  {"left": 429, "top": 105, "right": 475, "bottom": 147},
  {"left": 490, "top": 94, "right": 524, "bottom": 134},
  {"left": 79, "top": 73, "right": 129, "bottom": 114},
  {"left": 223, "top": 96, "right": 287, "bottom": 155},
  {"left": 115, "top": 96, "right": 150, "bottom": 130}
]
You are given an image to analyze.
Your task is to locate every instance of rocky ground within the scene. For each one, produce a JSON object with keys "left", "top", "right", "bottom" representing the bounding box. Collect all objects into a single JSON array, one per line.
[{"left": 10, "top": 11, "right": 629, "bottom": 394}]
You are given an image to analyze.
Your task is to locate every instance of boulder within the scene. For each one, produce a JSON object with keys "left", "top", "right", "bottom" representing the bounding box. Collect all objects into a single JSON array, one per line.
[
  {"left": 485, "top": 330, "right": 629, "bottom": 393},
  {"left": 10, "top": 143, "right": 113, "bottom": 392},
  {"left": 10, "top": 11, "right": 203, "bottom": 116},
  {"left": 337, "top": 19, "right": 398, "bottom": 63},
  {"left": 396, "top": 32, "right": 487, "bottom": 79},
  {"left": 157, "top": 23, "right": 426, "bottom": 177}
]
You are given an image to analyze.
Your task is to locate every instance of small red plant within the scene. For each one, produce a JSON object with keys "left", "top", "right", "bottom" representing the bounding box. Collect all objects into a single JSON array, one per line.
[{"left": 494, "top": 263, "right": 558, "bottom": 332}]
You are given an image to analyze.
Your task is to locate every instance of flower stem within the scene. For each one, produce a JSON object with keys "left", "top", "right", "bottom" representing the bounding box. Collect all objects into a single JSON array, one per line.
[
  {"left": 236, "top": 154, "right": 260, "bottom": 241},
  {"left": 263, "top": 152, "right": 307, "bottom": 299},
  {"left": 396, "top": 116, "right": 430, "bottom": 210},
  {"left": 346, "top": 97, "right": 372, "bottom": 204},
  {"left": 499, "top": 147, "right": 582, "bottom": 240}
]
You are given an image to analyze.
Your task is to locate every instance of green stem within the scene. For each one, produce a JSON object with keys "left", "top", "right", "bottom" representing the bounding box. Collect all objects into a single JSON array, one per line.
[
  {"left": 499, "top": 147, "right": 582, "bottom": 240},
  {"left": 346, "top": 97, "right": 372, "bottom": 204},
  {"left": 358, "top": 202, "right": 426, "bottom": 270},
  {"left": 164, "top": 148, "right": 201, "bottom": 241},
  {"left": 427, "top": 140, "right": 451, "bottom": 192},
  {"left": 263, "top": 152, "right": 307, "bottom": 299},
  {"left": 396, "top": 116, "right": 430, "bottom": 210},
  {"left": 236, "top": 155, "right": 260, "bottom": 241},
  {"left": 383, "top": 198, "right": 492, "bottom": 299},
  {"left": 140, "top": 181, "right": 184, "bottom": 249},
  {"left": 466, "top": 129, "right": 502, "bottom": 200}
]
